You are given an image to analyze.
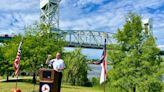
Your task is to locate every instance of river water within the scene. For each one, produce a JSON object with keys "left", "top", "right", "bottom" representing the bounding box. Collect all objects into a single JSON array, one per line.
[
  {"left": 88, "top": 64, "right": 164, "bottom": 82},
  {"left": 87, "top": 64, "right": 112, "bottom": 80}
]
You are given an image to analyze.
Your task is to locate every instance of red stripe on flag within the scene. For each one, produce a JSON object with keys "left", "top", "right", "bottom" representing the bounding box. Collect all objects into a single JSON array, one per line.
[
  {"left": 14, "top": 42, "right": 22, "bottom": 78},
  {"left": 14, "top": 51, "right": 21, "bottom": 77}
]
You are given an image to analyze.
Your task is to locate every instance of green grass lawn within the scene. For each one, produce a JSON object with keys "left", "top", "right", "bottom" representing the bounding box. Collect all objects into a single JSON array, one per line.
[{"left": 0, "top": 82, "right": 103, "bottom": 92}]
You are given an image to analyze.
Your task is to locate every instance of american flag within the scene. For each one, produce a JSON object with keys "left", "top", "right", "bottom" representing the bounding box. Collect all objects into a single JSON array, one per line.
[
  {"left": 98, "top": 39, "right": 107, "bottom": 84},
  {"left": 14, "top": 41, "right": 22, "bottom": 78}
]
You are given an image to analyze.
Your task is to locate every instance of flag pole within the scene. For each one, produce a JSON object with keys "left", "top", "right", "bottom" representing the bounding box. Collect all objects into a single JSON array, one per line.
[
  {"left": 99, "top": 33, "right": 107, "bottom": 92},
  {"left": 104, "top": 83, "right": 105, "bottom": 92},
  {"left": 14, "top": 35, "right": 23, "bottom": 91},
  {"left": 104, "top": 34, "right": 107, "bottom": 92},
  {"left": 15, "top": 59, "right": 20, "bottom": 90},
  {"left": 15, "top": 76, "right": 18, "bottom": 89}
]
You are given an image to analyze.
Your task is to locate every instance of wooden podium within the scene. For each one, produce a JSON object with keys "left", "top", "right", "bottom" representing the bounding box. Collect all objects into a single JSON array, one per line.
[{"left": 39, "top": 68, "right": 60, "bottom": 92}]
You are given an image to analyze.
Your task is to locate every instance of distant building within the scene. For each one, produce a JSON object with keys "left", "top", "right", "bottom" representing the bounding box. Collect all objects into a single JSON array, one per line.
[
  {"left": 0, "top": 34, "right": 13, "bottom": 42},
  {"left": 142, "top": 18, "right": 153, "bottom": 35}
]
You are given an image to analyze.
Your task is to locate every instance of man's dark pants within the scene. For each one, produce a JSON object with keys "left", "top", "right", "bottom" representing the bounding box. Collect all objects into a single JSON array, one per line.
[{"left": 54, "top": 70, "right": 62, "bottom": 92}]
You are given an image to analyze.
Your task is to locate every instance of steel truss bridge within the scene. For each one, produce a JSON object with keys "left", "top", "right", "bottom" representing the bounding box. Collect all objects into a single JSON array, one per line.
[
  {"left": 0, "top": 30, "right": 114, "bottom": 49},
  {"left": 54, "top": 29, "right": 114, "bottom": 49},
  {"left": 1, "top": 35, "right": 164, "bottom": 55}
]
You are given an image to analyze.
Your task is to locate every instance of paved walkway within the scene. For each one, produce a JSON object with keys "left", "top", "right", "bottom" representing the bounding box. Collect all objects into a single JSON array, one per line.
[{"left": 0, "top": 77, "right": 31, "bottom": 82}]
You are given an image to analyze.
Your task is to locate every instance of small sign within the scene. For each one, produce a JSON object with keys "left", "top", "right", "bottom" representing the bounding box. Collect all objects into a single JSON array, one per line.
[{"left": 41, "top": 84, "right": 50, "bottom": 92}]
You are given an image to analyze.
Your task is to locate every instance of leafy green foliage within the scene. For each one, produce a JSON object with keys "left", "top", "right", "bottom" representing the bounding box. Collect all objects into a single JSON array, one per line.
[
  {"left": 0, "top": 35, "right": 21, "bottom": 80},
  {"left": 63, "top": 49, "right": 90, "bottom": 86},
  {"left": 21, "top": 23, "right": 65, "bottom": 83},
  {"left": 107, "top": 13, "right": 163, "bottom": 92},
  {"left": 91, "top": 77, "right": 100, "bottom": 86},
  {"left": 0, "top": 23, "right": 65, "bottom": 82}
]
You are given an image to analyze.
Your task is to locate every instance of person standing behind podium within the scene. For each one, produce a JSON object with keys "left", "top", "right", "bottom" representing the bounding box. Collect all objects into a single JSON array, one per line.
[{"left": 46, "top": 52, "right": 65, "bottom": 92}]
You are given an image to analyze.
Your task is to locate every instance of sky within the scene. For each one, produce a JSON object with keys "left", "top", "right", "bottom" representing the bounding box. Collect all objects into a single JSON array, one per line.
[{"left": 0, "top": 0, "right": 164, "bottom": 58}]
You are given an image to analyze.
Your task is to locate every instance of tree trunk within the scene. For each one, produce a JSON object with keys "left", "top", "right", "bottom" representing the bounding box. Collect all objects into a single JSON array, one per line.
[
  {"left": 32, "top": 72, "right": 36, "bottom": 84},
  {"left": 6, "top": 73, "right": 9, "bottom": 82},
  {"left": 133, "top": 86, "right": 136, "bottom": 92}
]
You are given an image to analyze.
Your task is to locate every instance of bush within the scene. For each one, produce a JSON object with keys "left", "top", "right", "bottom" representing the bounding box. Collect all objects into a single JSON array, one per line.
[
  {"left": 63, "top": 49, "right": 90, "bottom": 86},
  {"left": 91, "top": 77, "right": 100, "bottom": 86}
]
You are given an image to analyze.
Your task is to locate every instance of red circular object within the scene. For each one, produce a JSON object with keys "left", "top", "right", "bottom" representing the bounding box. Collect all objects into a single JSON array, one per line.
[{"left": 11, "top": 88, "right": 21, "bottom": 92}]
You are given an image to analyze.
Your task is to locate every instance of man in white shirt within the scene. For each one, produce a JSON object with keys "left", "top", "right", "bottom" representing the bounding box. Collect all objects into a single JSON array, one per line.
[{"left": 46, "top": 52, "right": 65, "bottom": 92}]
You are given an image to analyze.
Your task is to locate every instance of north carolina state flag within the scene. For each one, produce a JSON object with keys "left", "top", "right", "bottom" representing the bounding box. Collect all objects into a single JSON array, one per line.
[{"left": 98, "top": 39, "right": 107, "bottom": 84}]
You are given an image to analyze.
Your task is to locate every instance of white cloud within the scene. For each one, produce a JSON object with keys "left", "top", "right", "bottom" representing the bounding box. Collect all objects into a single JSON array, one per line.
[
  {"left": 134, "top": 0, "right": 163, "bottom": 9},
  {"left": 76, "top": 0, "right": 103, "bottom": 6},
  {"left": 158, "top": 45, "right": 164, "bottom": 50},
  {"left": 0, "top": 0, "right": 39, "bottom": 12},
  {"left": 0, "top": 0, "right": 39, "bottom": 35}
]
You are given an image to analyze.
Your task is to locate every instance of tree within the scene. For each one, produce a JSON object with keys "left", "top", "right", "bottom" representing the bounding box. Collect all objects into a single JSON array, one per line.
[
  {"left": 107, "top": 13, "right": 163, "bottom": 92},
  {"left": 63, "top": 48, "right": 90, "bottom": 86},
  {"left": 0, "top": 36, "right": 21, "bottom": 81},
  {"left": 0, "top": 45, "right": 5, "bottom": 76},
  {"left": 0, "top": 22, "right": 65, "bottom": 82},
  {"left": 21, "top": 23, "right": 65, "bottom": 83}
]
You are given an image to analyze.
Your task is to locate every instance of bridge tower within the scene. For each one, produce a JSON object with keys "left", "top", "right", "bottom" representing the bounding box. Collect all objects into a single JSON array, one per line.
[
  {"left": 40, "top": 0, "right": 61, "bottom": 30},
  {"left": 142, "top": 18, "right": 153, "bottom": 35}
]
